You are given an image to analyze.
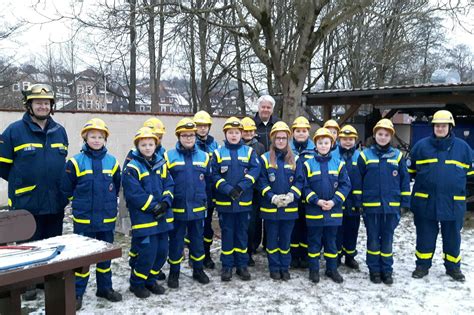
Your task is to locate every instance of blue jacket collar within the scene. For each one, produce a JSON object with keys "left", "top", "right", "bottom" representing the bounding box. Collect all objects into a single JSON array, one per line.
[
  {"left": 430, "top": 131, "right": 455, "bottom": 151},
  {"left": 82, "top": 143, "right": 107, "bottom": 159},
  {"left": 175, "top": 142, "right": 197, "bottom": 154},
  {"left": 22, "top": 112, "right": 58, "bottom": 134},
  {"left": 224, "top": 140, "right": 244, "bottom": 150}
]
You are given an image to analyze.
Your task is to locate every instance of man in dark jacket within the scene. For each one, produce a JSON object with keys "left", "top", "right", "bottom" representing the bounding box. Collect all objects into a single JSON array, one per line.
[
  {"left": 254, "top": 95, "right": 280, "bottom": 152},
  {"left": 0, "top": 84, "right": 69, "bottom": 300}
]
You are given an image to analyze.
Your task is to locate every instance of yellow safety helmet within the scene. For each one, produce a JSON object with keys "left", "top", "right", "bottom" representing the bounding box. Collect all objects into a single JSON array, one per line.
[
  {"left": 193, "top": 110, "right": 213, "bottom": 125},
  {"left": 313, "top": 127, "right": 335, "bottom": 144},
  {"left": 134, "top": 127, "right": 159, "bottom": 146},
  {"left": 323, "top": 119, "right": 340, "bottom": 131},
  {"left": 339, "top": 125, "right": 358, "bottom": 139},
  {"left": 292, "top": 116, "right": 311, "bottom": 130},
  {"left": 81, "top": 118, "right": 110, "bottom": 140},
  {"left": 22, "top": 84, "right": 55, "bottom": 104},
  {"left": 241, "top": 117, "right": 257, "bottom": 131},
  {"left": 175, "top": 118, "right": 197, "bottom": 136},
  {"left": 431, "top": 110, "right": 455, "bottom": 126},
  {"left": 143, "top": 117, "right": 166, "bottom": 135},
  {"left": 270, "top": 121, "right": 291, "bottom": 138},
  {"left": 223, "top": 117, "right": 243, "bottom": 132},
  {"left": 373, "top": 118, "right": 395, "bottom": 136}
]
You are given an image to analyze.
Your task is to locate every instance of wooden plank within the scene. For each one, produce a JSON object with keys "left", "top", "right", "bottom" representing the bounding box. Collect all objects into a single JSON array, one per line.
[{"left": 0, "top": 210, "right": 36, "bottom": 244}]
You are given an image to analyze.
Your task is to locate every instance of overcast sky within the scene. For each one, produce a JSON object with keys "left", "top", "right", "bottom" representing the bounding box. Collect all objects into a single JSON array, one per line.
[{"left": 2, "top": 0, "right": 474, "bottom": 71}]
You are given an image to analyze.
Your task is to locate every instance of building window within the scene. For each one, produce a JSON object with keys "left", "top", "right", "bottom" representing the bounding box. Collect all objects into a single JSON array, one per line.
[
  {"left": 63, "top": 87, "right": 70, "bottom": 94},
  {"left": 77, "top": 100, "right": 84, "bottom": 109},
  {"left": 12, "top": 83, "right": 20, "bottom": 91},
  {"left": 77, "top": 85, "right": 83, "bottom": 94},
  {"left": 102, "top": 104, "right": 106, "bottom": 110},
  {"left": 22, "top": 82, "right": 30, "bottom": 90},
  {"left": 140, "top": 105, "right": 145, "bottom": 111},
  {"left": 86, "top": 100, "right": 92, "bottom": 109},
  {"left": 160, "top": 97, "right": 166, "bottom": 103},
  {"left": 87, "top": 86, "right": 93, "bottom": 95},
  {"left": 146, "top": 106, "right": 150, "bottom": 112}
]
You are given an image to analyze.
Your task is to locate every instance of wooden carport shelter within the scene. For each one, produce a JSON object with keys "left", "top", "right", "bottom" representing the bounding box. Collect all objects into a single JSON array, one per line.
[{"left": 301, "top": 82, "right": 474, "bottom": 125}]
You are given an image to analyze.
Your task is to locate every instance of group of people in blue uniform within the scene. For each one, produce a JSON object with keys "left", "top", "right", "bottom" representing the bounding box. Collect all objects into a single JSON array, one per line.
[{"left": 1, "top": 85, "right": 473, "bottom": 311}]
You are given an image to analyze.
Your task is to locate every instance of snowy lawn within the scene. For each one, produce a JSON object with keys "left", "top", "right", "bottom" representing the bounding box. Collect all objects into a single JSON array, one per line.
[{"left": 24, "top": 211, "right": 474, "bottom": 314}]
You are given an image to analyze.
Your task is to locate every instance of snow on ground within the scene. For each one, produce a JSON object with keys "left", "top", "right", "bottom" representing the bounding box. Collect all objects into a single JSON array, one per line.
[{"left": 23, "top": 211, "right": 474, "bottom": 314}]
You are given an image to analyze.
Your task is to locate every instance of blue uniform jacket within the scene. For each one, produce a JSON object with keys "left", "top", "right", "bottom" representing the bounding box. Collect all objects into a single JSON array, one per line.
[
  {"left": 408, "top": 132, "right": 473, "bottom": 221},
  {"left": 290, "top": 139, "right": 315, "bottom": 163},
  {"left": 211, "top": 141, "right": 261, "bottom": 213},
  {"left": 338, "top": 146, "right": 362, "bottom": 216},
  {"left": 0, "top": 113, "right": 69, "bottom": 215},
  {"left": 356, "top": 145, "right": 410, "bottom": 214},
  {"left": 123, "top": 145, "right": 166, "bottom": 169},
  {"left": 61, "top": 145, "right": 120, "bottom": 233},
  {"left": 122, "top": 151, "right": 174, "bottom": 237},
  {"left": 165, "top": 143, "right": 210, "bottom": 221},
  {"left": 196, "top": 135, "right": 220, "bottom": 208},
  {"left": 258, "top": 151, "right": 303, "bottom": 220},
  {"left": 302, "top": 152, "right": 351, "bottom": 226}
]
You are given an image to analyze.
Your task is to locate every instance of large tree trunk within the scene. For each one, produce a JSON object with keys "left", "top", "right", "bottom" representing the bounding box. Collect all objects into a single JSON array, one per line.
[{"left": 280, "top": 71, "right": 306, "bottom": 123}]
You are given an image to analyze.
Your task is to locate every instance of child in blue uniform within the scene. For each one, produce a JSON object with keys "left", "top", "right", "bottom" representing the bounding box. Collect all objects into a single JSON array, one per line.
[
  {"left": 302, "top": 127, "right": 351, "bottom": 284},
  {"left": 259, "top": 122, "right": 303, "bottom": 280},
  {"left": 122, "top": 127, "right": 174, "bottom": 298},
  {"left": 289, "top": 116, "right": 315, "bottom": 269},
  {"left": 335, "top": 125, "right": 362, "bottom": 269},
  {"left": 211, "top": 117, "right": 261, "bottom": 281},
  {"left": 356, "top": 119, "right": 410, "bottom": 285},
  {"left": 61, "top": 118, "right": 122, "bottom": 310}
]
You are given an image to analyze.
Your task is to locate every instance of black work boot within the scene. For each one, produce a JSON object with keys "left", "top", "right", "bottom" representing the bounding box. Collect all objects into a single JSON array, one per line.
[
  {"left": 23, "top": 285, "right": 37, "bottom": 301},
  {"left": 412, "top": 266, "right": 429, "bottom": 279},
  {"left": 96, "top": 288, "right": 122, "bottom": 302},
  {"left": 281, "top": 271, "right": 291, "bottom": 281},
  {"left": 309, "top": 270, "right": 320, "bottom": 283},
  {"left": 446, "top": 269, "right": 465, "bottom": 282},
  {"left": 193, "top": 268, "right": 210, "bottom": 284},
  {"left": 290, "top": 257, "right": 301, "bottom": 269},
  {"left": 221, "top": 268, "right": 232, "bottom": 281},
  {"left": 203, "top": 244, "right": 215, "bottom": 269},
  {"left": 129, "top": 286, "right": 151, "bottom": 299},
  {"left": 325, "top": 269, "right": 343, "bottom": 283},
  {"left": 236, "top": 267, "right": 251, "bottom": 281},
  {"left": 345, "top": 256, "right": 359, "bottom": 269},
  {"left": 270, "top": 271, "right": 281, "bottom": 280},
  {"left": 146, "top": 282, "right": 165, "bottom": 294},
  {"left": 248, "top": 255, "right": 256, "bottom": 267},
  {"left": 381, "top": 273, "right": 394, "bottom": 285},
  {"left": 167, "top": 271, "right": 180, "bottom": 288},
  {"left": 156, "top": 270, "right": 166, "bottom": 280},
  {"left": 370, "top": 272, "right": 382, "bottom": 284},
  {"left": 299, "top": 257, "right": 309, "bottom": 269},
  {"left": 76, "top": 296, "right": 83, "bottom": 311}
]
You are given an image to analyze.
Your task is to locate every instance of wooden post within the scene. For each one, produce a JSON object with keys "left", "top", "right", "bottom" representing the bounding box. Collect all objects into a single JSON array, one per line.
[
  {"left": 0, "top": 289, "right": 22, "bottom": 315},
  {"left": 44, "top": 270, "right": 76, "bottom": 315}
]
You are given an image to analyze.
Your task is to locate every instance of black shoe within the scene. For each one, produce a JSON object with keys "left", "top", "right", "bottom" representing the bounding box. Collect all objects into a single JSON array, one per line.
[
  {"left": 248, "top": 255, "right": 255, "bottom": 267},
  {"left": 325, "top": 269, "right": 343, "bottom": 283},
  {"left": 36, "top": 283, "right": 45, "bottom": 290},
  {"left": 167, "top": 271, "right": 180, "bottom": 288},
  {"left": 76, "top": 296, "right": 83, "bottom": 311},
  {"left": 381, "top": 273, "right": 393, "bottom": 285},
  {"left": 446, "top": 269, "right": 465, "bottom": 282},
  {"left": 203, "top": 255, "right": 216, "bottom": 269},
  {"left": 412, "top": 266, "right": 429, "bottom": 279},
  {"left": 193, "top": 269, "right": 210, "bottom": 284},
  {"left": 156, "top": 271, "right": 166, "bottom": 281},
  {"left": 290, "top": 257, "right": 301, "bottom": 269},
  {"left": 370, "top": 272, "right": 382, "bottom": 284},
  {"left": 299, "top": 258, "right": 309, "bottom": 269},
  {"left": 129, "top": 286, "right": 150, "bottom": 299},
  {"left": 281, "top": 271, "right": 291, "bottom": 281},
  {"left": 344, "top": 256, "right": 359, "bottom": 269},
  {"left": 146, "top": 282, "right": 165, "bottom": 295},
  {"left": 270, "top": 271, "right": 281, "bottom": 280},
  {"left": 23, "top": 287, "right": 37, "bottom": 301},
  {"left": 221, "top": 268, "right": 232, "bottom": 281},
  {"left": 96, "top": 288, "right": 122, "bottom": 302},
  {"left": 236, "top": 267, "right": 251, "bottom": 281},
  {"left": 309, "top": 270, "right": 320, "bottom": 283}
]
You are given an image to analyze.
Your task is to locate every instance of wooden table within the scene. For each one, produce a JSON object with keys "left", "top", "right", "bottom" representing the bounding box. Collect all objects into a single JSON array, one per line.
[{"left": 0, "top": 234, "right": 122, "bottom": 315}]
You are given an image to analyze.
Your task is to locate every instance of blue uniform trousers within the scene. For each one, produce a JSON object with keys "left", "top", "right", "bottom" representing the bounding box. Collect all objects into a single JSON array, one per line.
[
  {"left": 75, "top": 230, "right": 114, "bottom": 296},
  {"left": 364, "top": 213, "right": 400, "bottom": 274},
  {"left": 203, "top": 207, "right": 215, "bottom": 247},
  {"left": 307, "top": 226, "right": 338, "bottom": 272},
  {"left": 219, "top": 212, "right": 250, "bottom": 268},
  {"left": 336, "top": 215, "right": 360, "bottom": 258},
  {"left": 130, "top": 233, "right": 168, "bottom": 288},
  {"left": 265, "top": 219, "right": 295, "bottom": 272},
  {"left": 414, "top": 215, "right": 463, "bottom": 271},
  {"left": 168, "top": 219, "right": 205, "bottom": 271},
  {"left": 290, "top": 205, "right": 308, "bottom": 260}
]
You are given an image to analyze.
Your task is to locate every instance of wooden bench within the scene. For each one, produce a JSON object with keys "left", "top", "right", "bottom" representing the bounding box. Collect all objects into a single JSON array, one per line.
[{"left": 0, "top": 210, "right": 122, "bottom": 315}]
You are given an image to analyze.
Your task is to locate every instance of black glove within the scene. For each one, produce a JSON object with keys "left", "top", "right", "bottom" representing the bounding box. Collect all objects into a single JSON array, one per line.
[
  {"left": 152, "top": 202, "right": 168, "bottom": 220},
  {"left": 229, "top": 186, "right": 243, "bottom": 200}
]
